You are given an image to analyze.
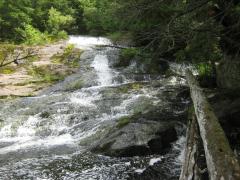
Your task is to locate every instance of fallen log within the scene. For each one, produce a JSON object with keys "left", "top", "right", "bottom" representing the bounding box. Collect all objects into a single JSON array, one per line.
[
  {"left": 185, "top": 69, "right": 240, "bottom": 180},
  {"left": 96, "top": 44, "right": 127, "bottom": 49},
  {"left": 180, "top": 112, "right": 208, "bottom": 180}
]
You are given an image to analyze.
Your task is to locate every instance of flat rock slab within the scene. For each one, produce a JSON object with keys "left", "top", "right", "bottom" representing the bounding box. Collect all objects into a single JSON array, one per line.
[{"left": 0, "top": 41, "right": 74, "bottom": 98}]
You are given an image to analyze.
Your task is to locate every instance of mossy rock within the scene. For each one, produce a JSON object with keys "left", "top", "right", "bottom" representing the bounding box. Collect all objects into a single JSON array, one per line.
[
  {"left": 64, "top": 79, "right": 83, "bottom": 91},
  {"left": 40, "top": 112, "right": 50, "bottom": 118},
  {"left": 0, "top": 119, "right": 4, "bottom": 128},
  {"left": 91, "top": 120, "right": 178, "bottom": 157},
  {"left": 117, "top": 116, "right": 131, "bottom": 128},
  {"left": 116, "top": 82, "right": 145, "bottom": 94}
]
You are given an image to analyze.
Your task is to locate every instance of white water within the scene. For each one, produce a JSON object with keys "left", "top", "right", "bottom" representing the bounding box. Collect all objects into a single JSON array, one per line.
[
  {"left": 91, "top": 55, "right": 113, "bottom": 86},
  {"left": 68, "top": 36, "right": 112, "bottom": 50},
  {"left": 0, "top": 36, "right": 114, "bottom": 154}
]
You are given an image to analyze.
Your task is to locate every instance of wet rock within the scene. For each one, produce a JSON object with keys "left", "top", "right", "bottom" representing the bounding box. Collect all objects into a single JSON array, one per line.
[
  {"left": 158, "top": 59, "right": 170, "bottom": 73},
  {"left": 176, "top": 88, "right": 190, "bottom": 100},
  {"left": 40, "top": 111, "right": 50, "bottom": 118},
  {"left": 129, "top": 162, "right": 170, "bottom": 180},
  {"left": 107, "top": 49, "right": 120, "bottom": 68},
  {"left": 91, "top": 115, "right": 178, "bottom": 157}
]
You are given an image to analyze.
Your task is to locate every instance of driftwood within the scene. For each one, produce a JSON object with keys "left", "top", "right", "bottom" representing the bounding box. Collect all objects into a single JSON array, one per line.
[
  {"left": 180, "top": 113, "right": 208, "bottom": 180},
  {"left": 185, "top": 69, "right": 240, "bottom": 180}
]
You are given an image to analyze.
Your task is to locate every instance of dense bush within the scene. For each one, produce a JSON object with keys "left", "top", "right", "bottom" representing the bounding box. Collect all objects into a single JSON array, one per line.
[
  {"left": 17, "top": 24, "right": 49, "bottom": 45},
  {"left": 0, "top": 0, "right": 83, "bottom": 43}
]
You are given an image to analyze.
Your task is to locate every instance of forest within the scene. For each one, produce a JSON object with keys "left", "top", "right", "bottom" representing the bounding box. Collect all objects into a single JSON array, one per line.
[
  {"left": 1, "top": 0, "right": 240, "bottom": 87},
  {"left": 0, "top": 0, "right": 240, "bottom": 179}
]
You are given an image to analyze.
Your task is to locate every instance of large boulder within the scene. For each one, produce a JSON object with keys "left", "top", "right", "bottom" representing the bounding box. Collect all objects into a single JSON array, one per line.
[{"left": 90, "top": 115, "right": 178, "bottom": 157}]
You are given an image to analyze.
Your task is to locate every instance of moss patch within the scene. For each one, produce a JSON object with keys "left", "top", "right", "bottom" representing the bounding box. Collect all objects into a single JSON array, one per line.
[
  {"left": 27, "top": 66, "right": 65, "bottom": 83},
  {"left": 64, "top": 79, "right": 83, "bottom": 91},
  {"left": 117, "top": 116, "right": 131, "bottom": 128},
  {"left": 117, "top": 82, "right": 145, "bottom": 94},
  {"left": 0, "top": 66, "right": 16, "bottom": 74}
]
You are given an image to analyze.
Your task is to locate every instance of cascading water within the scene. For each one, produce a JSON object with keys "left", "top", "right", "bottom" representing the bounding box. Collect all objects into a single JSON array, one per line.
[{"left": 0, "top": 36, "right": 188, "bottom": 180}]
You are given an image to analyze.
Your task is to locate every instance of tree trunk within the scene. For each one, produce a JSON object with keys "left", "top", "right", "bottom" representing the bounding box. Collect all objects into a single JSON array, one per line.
[
  {"left": 185, "top": 70, "right": 240, "bottom": 180},
  {"left": 180, "top": 111, "right": 208, "bottom": 180}
]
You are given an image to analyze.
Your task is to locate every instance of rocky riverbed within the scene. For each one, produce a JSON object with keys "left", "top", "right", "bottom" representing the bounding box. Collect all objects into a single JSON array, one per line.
[{"left": 0, "top": 36, "right": 190, "bottom": 179}]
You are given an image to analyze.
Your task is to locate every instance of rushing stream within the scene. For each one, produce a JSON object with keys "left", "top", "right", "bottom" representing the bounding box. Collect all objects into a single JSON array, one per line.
[{"left": 0, "top": 36, "right": 188, "bottom": 180}]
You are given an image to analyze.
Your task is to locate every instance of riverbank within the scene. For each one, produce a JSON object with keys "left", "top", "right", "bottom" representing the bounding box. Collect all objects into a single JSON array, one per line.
[{"left": 0, "top": 41, "right": 82, "bottom": 98}]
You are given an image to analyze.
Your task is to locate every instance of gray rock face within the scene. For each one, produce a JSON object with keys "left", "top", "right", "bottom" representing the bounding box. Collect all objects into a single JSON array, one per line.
[{"left": 91, "top": 116, "right": 178, "bottom": 157}]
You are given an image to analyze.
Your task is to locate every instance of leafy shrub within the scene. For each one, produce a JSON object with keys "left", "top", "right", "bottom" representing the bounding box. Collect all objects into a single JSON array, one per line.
[
  {"left": 197, "top": 63, "right": 214, "bottom": 77},
  {"left": 63, "top": 44, "right": 75, "bottom": 56},
  {"left": 17, "top": 24, "right": 49, "bottom": 45},
  {"left": 47, "top": 7, "right": 74, "bottom": 37},
  {"left": 197, "top": 63, "right": 216, "bottom": 87}
]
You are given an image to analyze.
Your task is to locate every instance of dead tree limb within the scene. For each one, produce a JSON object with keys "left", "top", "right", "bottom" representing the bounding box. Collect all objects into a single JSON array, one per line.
[
  {"left": 0, "top": 48, "right": 37, "bottom": 68},
  {"left": 180, "top": 111, "right": 208, "bottom": 180},
  {"left": 96, "top": 45, "right": 128, "bottom": 49},
  {"left": 185, "top": 69, "right": 240, "bottom": 180}
]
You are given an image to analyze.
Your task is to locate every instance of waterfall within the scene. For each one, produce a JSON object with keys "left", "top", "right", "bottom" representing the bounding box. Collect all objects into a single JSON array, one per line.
[{"left": 0, "top": 36, "right": 187, "bottom": 180}]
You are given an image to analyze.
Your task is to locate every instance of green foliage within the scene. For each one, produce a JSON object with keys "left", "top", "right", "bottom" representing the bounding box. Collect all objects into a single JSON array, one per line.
[
  {"left": 117, "top": 48, "right": 140, "bottom": 67},
  {"left": 107, "top": 32, "right": 124, "bottom": 42},
  {"left": 63, "top": 44, "right": 75, "bottom": 56},
  {"left": 0, "top": 44, "right": 16, "bottom": 61},
  {"left": 51, "top": 44, "right": 82, "bottom": 68},
  {"left": 197, "top": 63, "right": 214, "bottom": 77},
  {"left": 80, "top": 0, "right": 121, "bottom": 34},
  {"left": 0, "top": 0, "right": 83, "bottom": 43},
  {"left": 0, "top": 0, "right": 33, "bottom": 41},
  {"left": 17, "top": 24, "right": 49, "bottom": 45},
  {"left": 64, "top": 79, "right": 83, "bottom": 91},
  {"left": 27, "top": 66, "right": 64, "bottom": 83},
  {"left": 196, "top": 62, "right": 216, "bottom": 87},
  {"left": 47, "top": 7, "right": 74, "bottom": 36},
  {"left": 0, "top": 66, "right": 16, "bottom": 74}
]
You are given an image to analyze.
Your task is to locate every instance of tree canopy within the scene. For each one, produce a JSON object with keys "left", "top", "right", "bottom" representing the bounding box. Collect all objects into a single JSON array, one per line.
[{"left": 1, "top": 0, "right": 240, "bottom": 65}]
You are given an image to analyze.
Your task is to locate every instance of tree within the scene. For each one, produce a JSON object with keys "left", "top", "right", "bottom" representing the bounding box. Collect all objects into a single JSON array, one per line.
[
  {"left": 47, "top": 7, "right": 74, "bottom": 35},
  {"left": 0, "top": 0, "right": 33, "bottom": 41}
]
